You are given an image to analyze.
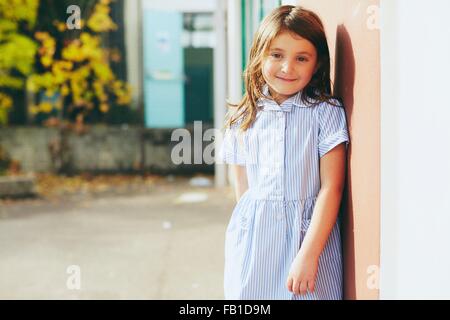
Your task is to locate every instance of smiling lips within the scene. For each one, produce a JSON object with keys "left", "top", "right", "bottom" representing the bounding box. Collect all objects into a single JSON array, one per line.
[{"left": 276, "top": 76, "right": 298, "bottom": 82}]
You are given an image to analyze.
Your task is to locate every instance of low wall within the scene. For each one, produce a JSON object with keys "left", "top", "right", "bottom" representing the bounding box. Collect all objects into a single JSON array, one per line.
[{"left": 0, "top": 125, "right": 215, "bottom": 175}]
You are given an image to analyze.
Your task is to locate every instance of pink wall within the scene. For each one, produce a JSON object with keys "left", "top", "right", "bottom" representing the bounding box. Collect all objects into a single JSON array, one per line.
[{"left": 296, "top": 0, "right": 380, "bottom": 299}]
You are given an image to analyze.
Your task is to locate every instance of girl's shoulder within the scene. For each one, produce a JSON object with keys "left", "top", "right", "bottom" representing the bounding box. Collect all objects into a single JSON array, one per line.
[
  {"left": 308, "top": 96, "right": 343, "bottom": 108},
  {"left": 291, "top": 90, "right": 342, "bottom": 110},
  {"left": 225, "top": 107, "right": 246, "bottom": 132},
  {"left": 314, "top": 98, "right": 347, "bottom": 127},
  {"left": 307, "top": 97, "right": 345, "bottom": 117}
]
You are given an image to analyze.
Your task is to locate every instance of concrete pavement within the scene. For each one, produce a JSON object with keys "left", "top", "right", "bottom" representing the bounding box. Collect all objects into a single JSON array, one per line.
[{"left": 0, "top": 176, "right": 235, "bottom": 299}]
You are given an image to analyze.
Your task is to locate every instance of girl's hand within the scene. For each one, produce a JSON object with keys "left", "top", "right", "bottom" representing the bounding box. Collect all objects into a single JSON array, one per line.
[{"left": 286, "top": 251, "right": 319, "bottom": 295}]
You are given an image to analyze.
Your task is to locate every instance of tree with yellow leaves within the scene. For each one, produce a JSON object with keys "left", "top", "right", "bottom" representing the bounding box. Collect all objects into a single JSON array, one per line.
[
  {"left": 27, "top": 0, "right": 132, "bottom": 127},
  {"left": 0, "top": 0, "right": 39, "bottom": 125}
]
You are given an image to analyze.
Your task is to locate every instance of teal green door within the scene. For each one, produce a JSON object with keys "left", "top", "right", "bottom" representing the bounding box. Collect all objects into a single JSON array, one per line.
[
  {"left": 184, "top": 47, "right": 213, "bottom": 124},
  {"left": 143, "top": 10, "right": 184, "bottom": 128}
]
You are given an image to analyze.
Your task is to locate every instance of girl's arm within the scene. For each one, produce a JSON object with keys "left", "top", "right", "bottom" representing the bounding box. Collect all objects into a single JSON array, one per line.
[
  {"left": 230, "top": 164, "right": 248, "bottom": 203},
  {"left": 287, "top": 143, "right": 347, "bottom": 295},
  {"left": 299, "top": 143, "right": 347, "bottom": 259}
]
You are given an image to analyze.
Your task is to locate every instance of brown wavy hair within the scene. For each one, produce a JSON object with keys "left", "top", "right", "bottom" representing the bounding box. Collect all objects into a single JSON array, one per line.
[{"left": 226, "top": 5, "right": 337, "bottom": 131}]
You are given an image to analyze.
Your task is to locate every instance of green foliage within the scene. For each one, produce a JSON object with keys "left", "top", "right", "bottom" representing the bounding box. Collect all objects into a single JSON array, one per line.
[
  {"left": 0, "top": 0, "right": 132, "bottom": 126},
  {"left": 0, "top": 0, "right": 39, "bottom": 26},
  {"left": 0, "top": 0, "right": 39, "bottom": 125}
]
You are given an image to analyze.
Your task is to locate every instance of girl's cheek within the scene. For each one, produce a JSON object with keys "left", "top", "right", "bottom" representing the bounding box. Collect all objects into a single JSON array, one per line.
[
  {"left": 262, "top": 62, "right": 273, "bottom": 77},
  {"left": 299, "top": 64, "right": 316, "bottom": 77},
  {"left": 267, "top": 63, "right": 279, "bottom": 76}
]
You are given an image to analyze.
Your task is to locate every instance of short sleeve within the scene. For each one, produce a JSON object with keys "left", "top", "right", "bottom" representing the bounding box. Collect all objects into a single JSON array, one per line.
[
  {"left": 218, "top": 123, "right": 246, "bottom": 165},
  {"left": 318, "top": 101, "right": 350, "bottom": 158}
]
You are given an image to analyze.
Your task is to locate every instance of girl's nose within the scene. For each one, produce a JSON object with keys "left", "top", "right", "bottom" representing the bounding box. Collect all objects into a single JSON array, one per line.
[{"left": 281, "top": 61, "right": 293, "bottom": 73}]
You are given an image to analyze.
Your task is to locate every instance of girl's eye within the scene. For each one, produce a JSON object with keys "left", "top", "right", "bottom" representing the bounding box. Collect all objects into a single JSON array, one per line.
[
  {"left": 271, "top": 53, "right": 282, "bottom": 59},
  {"left": 297, "top": 57, "right": 308, "bottom": 62}
]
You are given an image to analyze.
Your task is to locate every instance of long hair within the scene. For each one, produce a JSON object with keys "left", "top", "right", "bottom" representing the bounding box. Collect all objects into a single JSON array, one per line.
[{"left": 226, "top": 5, "right": 336, "bottom": 131}]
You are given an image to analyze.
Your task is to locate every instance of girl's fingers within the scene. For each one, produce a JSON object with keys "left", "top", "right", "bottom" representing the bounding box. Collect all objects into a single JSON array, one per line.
[
  {"left": 292, "top": 279, "right": 300, "bottom": 295},
  {"left": 289, "top": 278, "right": 298, "bottom": 294},
  {"left": 286, "top": 277, "right": 293, "bottom": 292},
  {"left": 307, "top": 280, "right": 315, "bottom": 293},
  {"left": 288, "top": 277, "right": 316, "bottom": 295},
  {"left": 299, "top": 281, "right": 308, "bottom": 295}
]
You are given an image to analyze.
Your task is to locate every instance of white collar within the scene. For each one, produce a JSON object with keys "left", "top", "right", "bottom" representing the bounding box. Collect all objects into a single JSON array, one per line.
[{"left": 256, "top": 85, "right": 307, "bottom": 112}]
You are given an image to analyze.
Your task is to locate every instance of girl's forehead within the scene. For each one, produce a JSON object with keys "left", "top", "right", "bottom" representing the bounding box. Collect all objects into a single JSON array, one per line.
[{"left": 269, "top": 31, "right": 316, "bottom": 53}]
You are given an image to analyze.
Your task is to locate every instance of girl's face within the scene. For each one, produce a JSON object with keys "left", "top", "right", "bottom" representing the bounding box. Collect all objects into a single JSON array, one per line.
[{"left": 262, "top": 31, "right": 318, "bottom": 104}]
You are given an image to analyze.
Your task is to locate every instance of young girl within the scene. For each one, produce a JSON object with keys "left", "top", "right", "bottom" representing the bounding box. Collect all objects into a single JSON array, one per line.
[{"left": 219, "top": 5, "right": 349, "bottom": 300}]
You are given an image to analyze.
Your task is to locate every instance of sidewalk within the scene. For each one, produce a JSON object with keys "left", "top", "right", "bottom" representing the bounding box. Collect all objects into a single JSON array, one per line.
[{"left": 0, "top": 176, "right": 235, "bottom": 299}]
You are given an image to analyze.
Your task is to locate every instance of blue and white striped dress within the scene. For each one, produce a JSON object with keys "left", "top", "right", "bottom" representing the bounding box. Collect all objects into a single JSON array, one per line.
[{"left": 219, "top": 86, "right": 349, "bottom": 300}]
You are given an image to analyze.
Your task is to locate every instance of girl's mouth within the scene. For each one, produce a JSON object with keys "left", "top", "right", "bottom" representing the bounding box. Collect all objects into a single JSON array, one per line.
[{"left": 276, "top": 76, "right": 297, "bottom": 82}]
